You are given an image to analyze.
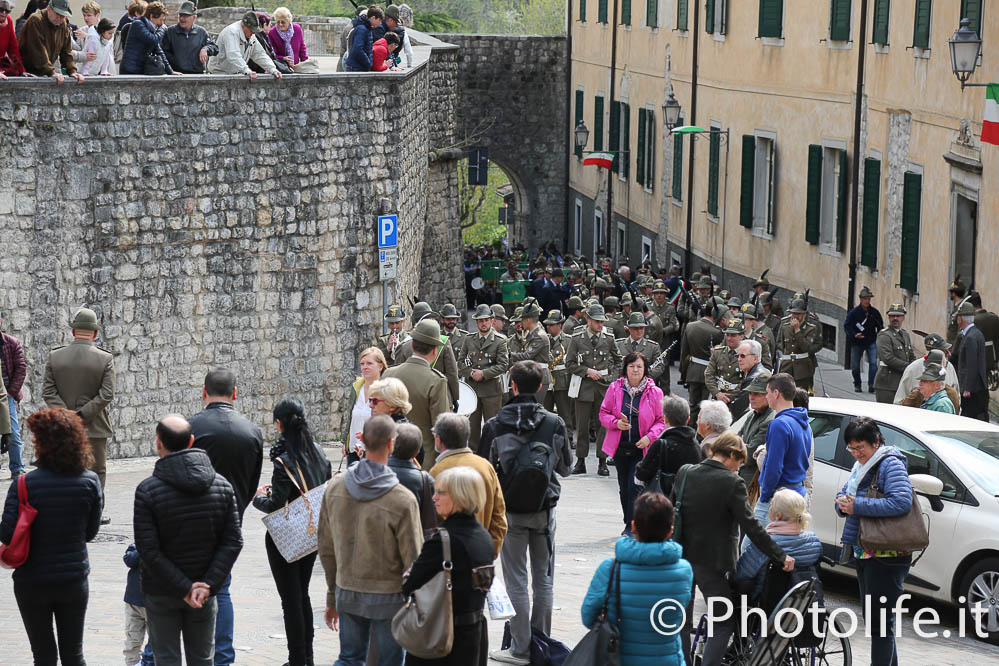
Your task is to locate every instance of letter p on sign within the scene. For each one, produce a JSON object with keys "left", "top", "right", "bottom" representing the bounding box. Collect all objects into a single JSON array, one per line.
[{"left": 378, "top": 215, "right": 398, "bottom": 249}]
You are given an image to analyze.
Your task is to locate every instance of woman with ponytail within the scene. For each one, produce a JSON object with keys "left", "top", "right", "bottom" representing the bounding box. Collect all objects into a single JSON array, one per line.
[{"left": 253, "top": 398, "right": 332, "bottom": 666}]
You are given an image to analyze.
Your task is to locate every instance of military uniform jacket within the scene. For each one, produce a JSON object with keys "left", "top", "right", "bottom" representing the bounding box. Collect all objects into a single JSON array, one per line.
[
  {"left": 680, "top": 318, "right": 723, "bottom": 384},
  {"left": 776, "top": 320, "right": 823, "bottom": 382},
  {"left": 738, "top": 406, "right": 775, "bottom": 486},
  {"left": 548, "top": 332, "right": 572, "bottom": 391},
  {"left": 42, "top": 338, "right": 116, "bottom": 439},
  {"left": 382, "top": 356, "right": 450, "bottom": 450},
  {"left": 457, "top": 330, "right": 510, "bottom": 398},
  {"left": 562, "top": 314, "right": 584, "bottom": 337},
  {"left": 395, "top": 337, "right": 460, "bottom": 404},
  {"left": 445, "top": 328, "right": 469, "bottom": 357},
  {"left": 705, "top": 345, "right": 743, "bottom": 397},
  {"left": 873, "top": 328, "right": 916, "bottom": 392},
  {"left": 605, "top": 314, "right": 627, "bottom": 340},
  {"left": 617, "top": 336, "right": 664, "bottom": 383},
  {"left": 763, "top": 312, "right": 782, "bottom": 337},
  {"left": 508, "top": 326, "right": 552, "bottom": 388},
  {"left": 376, "top": 332, "right": 404, "bottom": 367},
  {"left": 974, "top": 310, "right": 999, "bottom": 370},
  {"left": 748, "top": 324, "right": 776, "bottom": 370},
  {"left": 650, "top": 302, "right": 680, "bottom": 344},
  {"left": 566, "top": 328, "right": 621, "bottom": 402}
]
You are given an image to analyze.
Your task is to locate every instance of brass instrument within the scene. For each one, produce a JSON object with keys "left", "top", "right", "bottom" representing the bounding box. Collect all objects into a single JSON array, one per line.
[{"left": 549, "top": 345, "right": 568, "bottom": 372}]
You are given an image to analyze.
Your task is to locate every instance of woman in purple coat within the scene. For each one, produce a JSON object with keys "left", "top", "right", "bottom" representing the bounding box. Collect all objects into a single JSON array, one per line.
[{"left": 269, "top": 7, "right": 307, "bottom": 66}]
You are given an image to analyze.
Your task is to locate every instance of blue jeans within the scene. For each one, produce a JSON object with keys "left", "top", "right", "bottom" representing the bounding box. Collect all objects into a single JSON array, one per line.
[
  {"left": 334, "top": 612, "right": 404, "bottom": 666},
  {"left": 213, "top": 575, "right": 233, "bottom": 665},
  {"left": 141, "top": 641, "right": 155, "bottom": 666},
  {"left": 856, "top": 555, "right": 911, "bottom": 666},
  {"left": 851, "top": 342, "right": 877, "bottom": 389},
  {"left": 7, "top": 396, "right": 23, "bottom": 474}
]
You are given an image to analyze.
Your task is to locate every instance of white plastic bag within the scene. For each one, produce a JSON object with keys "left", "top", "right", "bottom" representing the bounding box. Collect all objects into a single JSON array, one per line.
[{"left": 487, "top": 577, "right": 516, "bottom": 620}]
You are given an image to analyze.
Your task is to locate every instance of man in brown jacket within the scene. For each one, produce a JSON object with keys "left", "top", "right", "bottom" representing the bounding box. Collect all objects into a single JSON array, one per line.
[
  {"left": 18, "top": 0, "right": 84, "bottom": 82},
  {"left": 317, "top": 414, "right": 422, "bottom": 665}
]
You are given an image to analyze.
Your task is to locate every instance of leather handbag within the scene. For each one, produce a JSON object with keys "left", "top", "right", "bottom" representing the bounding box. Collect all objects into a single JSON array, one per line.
[
  {"left": 391, "top": 527, "right": 454, "bottom": 659},
  {"left": 564, "top": 560, "right": 621, "bottom": 666},
  {"left": 261, "top": 459, "right": 328, "bottom": 563},
  {"left": 0, "top": 473, "right": 38, "bottom": 569},
  {"left": 858, "top": 460, "right": 930, "bottom": 554}
]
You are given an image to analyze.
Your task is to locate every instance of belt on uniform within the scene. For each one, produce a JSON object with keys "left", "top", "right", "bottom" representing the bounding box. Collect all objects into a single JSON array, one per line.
[
  {"left": 988, "top": 341, "right": 995, "bottom": 347},
  {"left": 691, "top": 357, "right": 709, "bottom": 365},
  {"left": 552, "top": 364, "right": 566, "bottom": 371},
  {"left": 454, "top": 611, "right": 483, "bottom": 627},
  {"left": 789, "top": 353, "right": 810, "bottom": 361}
]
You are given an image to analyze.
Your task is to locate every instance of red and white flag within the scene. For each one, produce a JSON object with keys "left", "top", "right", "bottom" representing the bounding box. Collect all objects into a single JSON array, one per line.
[
  {"left": 582, "top": 152, "right": 614, "bottom": 169},
  {"left": 983, "top": 84, "right": 999, "bottom": 146}
]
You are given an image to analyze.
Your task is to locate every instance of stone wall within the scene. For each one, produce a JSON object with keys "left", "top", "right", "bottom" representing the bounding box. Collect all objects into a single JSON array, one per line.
[{"left": 0, "top": 43, "right": 461, "bottom": 458}]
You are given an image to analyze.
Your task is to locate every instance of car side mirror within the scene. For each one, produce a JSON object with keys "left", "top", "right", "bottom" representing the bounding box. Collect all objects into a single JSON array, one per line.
[{"left": 910, "top": 474, "right": 945, "bottom": 512}]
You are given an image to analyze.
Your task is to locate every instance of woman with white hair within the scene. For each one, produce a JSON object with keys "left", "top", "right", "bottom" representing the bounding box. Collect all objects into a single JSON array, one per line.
[
  {"left": 268, "top": 6, "right": 319, "bottom": 73},
  {"left": 696, "top": 399, "right": 732, "bottom": 457}
]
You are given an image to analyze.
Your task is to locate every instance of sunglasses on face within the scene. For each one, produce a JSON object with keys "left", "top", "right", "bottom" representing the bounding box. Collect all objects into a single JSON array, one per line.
[{"left": 368, "top": 397, "right": 383, "bottom": 406}]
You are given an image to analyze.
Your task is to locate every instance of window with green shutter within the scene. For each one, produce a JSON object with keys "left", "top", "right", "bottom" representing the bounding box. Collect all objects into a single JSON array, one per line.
[
  {"left": 637, "top": 109, "right": 647, "bottom": 186},
  {"left": 594, "top": 96, "right": 604, "bottom": 152},
  {"left": 610, "top": 102, "right": 630, "bottom": 177},
  {"left": 740, "top": 135, "right": 755, "bottom": 228},
  {"left": 912, "top": 0, "right": 931, "bottom": 48},
  {"left": 706, "top": 0, "right": 715, "bottom": 33},
  {"left": 873, "top": 0, "right": 890, "bottom": 45},
  {"left": 900, "top": 171, "right": 922, "bottom": 291},
  {"left": 861, "top": 157, "right": 880, "bottom": 269},
  {"left": 672, "top": 118, "right": 684, "bottom": 201},
  {"left": 622, "top": 0, "right": 632, "bottom": 24},
  {"left": 622, "top": 104, "right": 630, "bottom": 179},
  {"left": 575, "top": 90, "right": 584, "bottom": 158},
  {"left": 580, "top": 0, "right": 587, "bottom": 22},
  {"left": 836, "top": 149, "right": 848, "bottom": 251},
  {"left": 610, "top": 101, "right": 620, "bottom": 171},
  {"left": 677, "top": 0, "right": 688, "bottom": 30},
  {"left": 805, "top": 144, "right": 822, "bottom": 244},
  {"left": 599, "top": 0, "right": 608, "bottom": 23},
  {"left": 830, "top": 0, "right": 852, "bottom": 41},
  {"left": 707, "top": 127, "right": 720, "bottom": 217},
  {"left": 758, "top": 0, "right": 783, "bottom": 38},
  {"left": 961, "top": 0, "right": 983, "bottom": 36},
  {"left": 640, "top": 110, "right": 655, "bottom": 191},
  {"left": 647, "top": 0, "right": 658, "bottom": 28}
]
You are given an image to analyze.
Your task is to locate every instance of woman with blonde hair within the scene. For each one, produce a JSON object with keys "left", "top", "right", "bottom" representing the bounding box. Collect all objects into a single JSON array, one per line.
[{"left": 341, "top": 346, "right": 388, "bottom": 465}]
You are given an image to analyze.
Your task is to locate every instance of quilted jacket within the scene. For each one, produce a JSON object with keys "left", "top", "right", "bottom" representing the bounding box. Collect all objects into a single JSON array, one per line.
[{"left": 836, "top": 447, "right": 912, "bottom": 548}]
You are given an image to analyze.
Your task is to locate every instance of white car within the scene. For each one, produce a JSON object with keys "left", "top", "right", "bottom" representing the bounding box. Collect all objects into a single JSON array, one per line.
[{"left": 806, "top": 398, "right": 999, "bottom": 644}]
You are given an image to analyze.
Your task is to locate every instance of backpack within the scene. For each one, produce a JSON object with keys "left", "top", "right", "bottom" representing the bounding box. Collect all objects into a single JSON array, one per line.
[{"left": 493, "top": 413, "right": 560, "bottom": 514}]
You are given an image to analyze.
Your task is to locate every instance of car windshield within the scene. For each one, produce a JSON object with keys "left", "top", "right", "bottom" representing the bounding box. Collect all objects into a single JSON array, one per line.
[{"left": 926, "top": 431, "right": 999, "bottom": 495}]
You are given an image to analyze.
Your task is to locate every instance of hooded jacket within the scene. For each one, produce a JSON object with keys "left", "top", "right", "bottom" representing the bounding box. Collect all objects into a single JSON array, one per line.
[
  {"left": 120, "top": 16, "right": 173, "bottom": 75},
  {"left": 759, "top": 406, "right": 811, "bottom": 503},
  {"left": 598, "top": 377, "right": 667, "bottom": 458},
  {"left": 133, "top": 448, "right": 242, "bottom": 598},
  {"left": 344, "top": 14, "right": 374, "bottom": 71}
]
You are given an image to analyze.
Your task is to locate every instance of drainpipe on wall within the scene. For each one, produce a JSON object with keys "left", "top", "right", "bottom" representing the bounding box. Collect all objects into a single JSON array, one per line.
[
  {"left": 606, "top": 0, "right": 619, "bottom": 260},
  {"left": 682, "top": 0, "right": 700, "bottom": 273},
  {"left": 564, "top": 0, "right": 574, "bottom": 254},
  {"left": 846, "top": 0, "right": 870, "bottom": 367}
]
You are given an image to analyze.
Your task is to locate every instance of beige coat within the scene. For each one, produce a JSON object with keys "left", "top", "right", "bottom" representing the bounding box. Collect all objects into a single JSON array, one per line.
[
  {"left": 429, "top": 447, "right": 507, "bottom": 557},
  {"left": 382, "top": 355, "right": 450, "bottom": 469},
  {"left": 42, "top": 339, "right": 115, "bottom": 439}
]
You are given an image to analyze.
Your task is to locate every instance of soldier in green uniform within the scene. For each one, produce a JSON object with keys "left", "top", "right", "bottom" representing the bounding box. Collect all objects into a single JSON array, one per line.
[
  {"left": 736, "top": 372, "right": 775, "bottom": 491},
  {"left": 946, "top": 278, "right": 969, "bottom": 348},
  {"left": 970, "top": 292, "right": 999, "bottom": 384},
  {"left": 563, "top": 296, "right": 586, "bottom": 336},
  {"left": 873, "top": 302, "right": 916, "bottom": 404},
  {"left": 376, "top": 304, "right": 406, "bottom": 366},
  {"left": 680, "top": 305, "right": 724, "bottom": 424},
  {"left": 382, "top": 319, "right": 451, "bottom": 469},
  {"left": 740, "top": 303, "right": 775, "bottom": 370},
  {"left": 566, "top": 303, "right": 621, "bottom": 477},
  {"left": 507, "top": 302, "right": 552, "bottom": 404},
  {"left": 603, "top": 296, "right": 627, "bottom": 340},
  {"left": 491, "top": 304, "right": 509, "bottom": 335},
  {"left": 617, "top": 312, "right": 666, "bottom": 387},
  {"left": 636, "top": 297, "right": 665, "bottom": 353},
  {"left": 705, "top": 319, "right": 746, "bottom": 407},
  {"left": 440, "top": 303, "right": 468, "bottom": 356},
  {"left": 678, "top": 276, "right": 713, "bottom": 324},
  {"left": 759, "top": 292, "right": 782, "bottom": 335},
  {"left": 394, "top": 303, "right": 460, "bottom": 406},
  {"left": 776, "top": 298, "right": 823, "bottom": 394},
  {"left": 649, "top": 280, "right": 680, "bottom": 349},
  {"left": 543, "top": 309, "right": 576, "bottom": 445},
  {"left": 457, "top": 304, "right": 510, "bottom": 453}
]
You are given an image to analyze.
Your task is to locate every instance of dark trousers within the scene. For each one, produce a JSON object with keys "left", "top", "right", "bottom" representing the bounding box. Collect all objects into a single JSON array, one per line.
[
  {"left": 265, "top": 533, "right": 317, "bottom": 666},
  {"left": 687, "top": 382, "right": 708, "bottom": 425},
  {"left": 850, "top": 342, "right": 877, "bottom": 389},
  {"left": 681, "top": 564, "right": 734, "bottom": 666},
  {"left": 613, "top": 451, "right": 641, "bottom": 529},
  {"left": 14, "top": 577, "right": 89, "bottom": 666},
  {"left": 145, "top": 593, "right": 217, "bottom": 666},
  {"left": 961, "top": 390, "right": 990, "bottom": 421},
  {"left": 856, "top": 556, "right": 911, "bottom": 666}
]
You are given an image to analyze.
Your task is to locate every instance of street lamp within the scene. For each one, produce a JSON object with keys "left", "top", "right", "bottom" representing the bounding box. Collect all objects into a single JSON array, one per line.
[
  {"left": 662, "top": 93, "right": 681, "bottom": 131},
  {"left": 949, "top": 18, "right": 985, "bottom": 90},
  {"left": 574, "top": 121, "right": 590, "bottom": 151}
]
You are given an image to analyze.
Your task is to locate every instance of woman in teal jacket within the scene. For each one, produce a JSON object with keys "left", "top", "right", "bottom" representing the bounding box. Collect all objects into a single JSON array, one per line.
[{"left": 581, "top": 493, "right": 692, "bottom": 666}]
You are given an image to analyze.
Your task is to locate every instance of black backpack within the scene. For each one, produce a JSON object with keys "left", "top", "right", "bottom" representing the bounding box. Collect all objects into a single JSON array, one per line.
[{"left": 493, "top": 414, "right": 560, "bottom": 514}]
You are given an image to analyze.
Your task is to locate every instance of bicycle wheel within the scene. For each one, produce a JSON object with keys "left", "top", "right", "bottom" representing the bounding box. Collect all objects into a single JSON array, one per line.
[{"left": 788, "top": 612, "right": 852, "bottom": 666}]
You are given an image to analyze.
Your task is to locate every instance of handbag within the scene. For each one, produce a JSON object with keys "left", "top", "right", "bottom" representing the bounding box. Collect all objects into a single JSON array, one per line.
[
  {"left": 858, "top": 460, "right": 930, "bottom": 554},
  {"left": 564, "top": 560, "right": 621, "bottom": 666},
  {"left": 260, "top": 459, "right": 327, "bottom": 563},
  {"left": 0, "top": 473, "right": 38, "bottom": 569},
  {"left": 391, "top": 527, "right": 454, "bottom": 659},
  {"left": 640, "top": 443, "right": 674, "bottom": 497},
  {"left": 418, "top": 470, "right": 438, "bottom": 539}
]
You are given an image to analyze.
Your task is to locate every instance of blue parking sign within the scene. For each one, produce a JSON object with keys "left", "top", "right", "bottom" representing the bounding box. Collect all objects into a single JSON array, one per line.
[{"left": 378, "top": 215, "right": 398, "bottom": 248}]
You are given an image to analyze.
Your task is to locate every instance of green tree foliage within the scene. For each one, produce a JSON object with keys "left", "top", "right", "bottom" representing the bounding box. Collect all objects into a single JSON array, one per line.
[{"left": 460, "top": 159, "right": 509, "bottom": 247}]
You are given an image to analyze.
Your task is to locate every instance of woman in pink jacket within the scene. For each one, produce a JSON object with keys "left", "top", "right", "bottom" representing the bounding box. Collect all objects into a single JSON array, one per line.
[{"left": 600, "top": 351, "right": 667, "bottom": 535}]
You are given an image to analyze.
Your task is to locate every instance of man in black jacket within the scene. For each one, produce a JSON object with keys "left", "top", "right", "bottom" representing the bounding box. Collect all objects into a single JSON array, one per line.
[
  {"left": 161, "top": 2, "right": 218, "bottom": 74},
  {"left": 955, "top": 301, "right": 990, "bottom": 421},
  {"left": 188, "top": 368, "right": 262, "bottom": 666},
  {"left": 134, "top": 415, "right": 243, "bottom": 666}
]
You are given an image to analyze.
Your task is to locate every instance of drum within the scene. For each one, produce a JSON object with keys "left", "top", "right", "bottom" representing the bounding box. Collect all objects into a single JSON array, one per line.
[{"left": 456, "top": 381, "right": 477, "bottom": 415}]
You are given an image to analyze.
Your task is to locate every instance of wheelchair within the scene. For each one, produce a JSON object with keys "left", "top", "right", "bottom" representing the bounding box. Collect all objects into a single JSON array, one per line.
[{"left": 689, "top": 558, "right": 852, "bottom": 666}]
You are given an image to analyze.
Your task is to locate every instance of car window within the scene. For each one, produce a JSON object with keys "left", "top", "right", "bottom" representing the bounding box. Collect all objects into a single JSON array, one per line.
[
  {"left": 809, "top": 413, "right": 844, "bottom": 466},
  {"left": 880, "top": 425, "right": 966, "bottom": 502}
]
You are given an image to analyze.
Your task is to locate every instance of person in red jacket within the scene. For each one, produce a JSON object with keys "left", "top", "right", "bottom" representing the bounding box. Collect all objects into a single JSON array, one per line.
[
  {"left": 371, "top": 31, "right": 399, "bottom": 71},
  {"left": 0, "top": 0, "right": 29, "bottom": 78}
]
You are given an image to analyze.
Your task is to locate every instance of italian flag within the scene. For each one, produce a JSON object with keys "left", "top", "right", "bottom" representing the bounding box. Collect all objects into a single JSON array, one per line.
[
  {"left": 984, "top": 84, "right": 999, "bottom": 146},
  {"left": 582, "top": 152, "right": 615, "bottom": 169}
]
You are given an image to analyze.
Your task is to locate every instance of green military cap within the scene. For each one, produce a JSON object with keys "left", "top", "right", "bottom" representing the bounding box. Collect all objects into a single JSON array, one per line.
[
  {"left": 859, "top": 286, "right": 874, "bottom": 299},
  {"left": 753, "top": 275, "right": 771, "bottom": 289},
  {"left": 491, "top": 304, "right": 508, "bottom": 321},
  {"left": 634, "top": 296, "right": 648, "bottom": 311},
  {"left": 723, "top": 319, "right": 746, "bottom": 335},
  {"left": 949, "top": 278, "right": 967, "bottom": 297},
  {"left": 758, "top": 292, "right": 773, "bottom": 306},
  {"left": 626, "top": 312, "right": 647, "bottom": 328},
  {"left": 695, "top": 276, "right": 713, "bottom": 290},
  {"left": 652, "top": 280, "right": 668, "bottom": 294},
  {"left": 740, "top": 303, "right": 758, "bottom": 320},
  {"left": 411, "top": 301, "right": 437, "bottom": 323},
  {"left": 543, "top": 309, "right": 565, "bottom": 325},
  {"left": 719, "top": 290, "right": 731, "bottom": 301},
  {"left": 925, "top": 349, "right": 946, "bottom": 365},
  {"left": 917, "top": 363, "right": 947, "bottom": 382},
  {"left": 71, "top": 307, "right": 100, "bottom": 331},
  {"left": 727, "top": 296, "right": 742, "bottom": 308},
  {"left": 440, "top": 303, "right": 459, "bottom": 318},
  {"left": 886, "top": 302, "right": 907, "bottom": 316},
  {"left": 384, "top": 304, "right": 406, "bottom": 322},
  {"left": 584, "top": 304, "right": 608, "bottom": 322},
  {"left": 522, "top": 303, "right": 543, "bottom": 319},
  {"left": 411, "top": 319, "right": 442, "bottom": 346},
  {"left": 747, "top": 372, "right": 773, "bottom": 393},
  {"left": 955, "top": 301, "right": 975, "bottom": 317},
  {"left": 923, "top": 333, "right": 951, "bottom": 351},
  {"left": 709, "top": 295, "right": 727, "bottom": 309},
  {"left": 568, "top": 268, "right": 583, "bottom": 279},
  {"left": 594, "top": 278, "right": 609, "bottom": 291},
  {"left": 620, "top": 292, "right": 634, "bottom": 305},
  {"left": 472, "top": 304, "right": 494, "bottom": 319},
  {"left": 585, "top": 296, "right": 600, "bottom": 307},
  {"left": 511, "top": 307, "right": 524, "bottom": 322},
  {"left": 690, "top": 272, "right": 702, "bottom": 283},
  {"left": 604, "top": 296, "right": 619, "bottom": 310},
  {"left": 789, "top": 298, "right": 808, "bottom": 314},
  {"left": 566, "top": 295, "right": 585, "bottom": 310}
]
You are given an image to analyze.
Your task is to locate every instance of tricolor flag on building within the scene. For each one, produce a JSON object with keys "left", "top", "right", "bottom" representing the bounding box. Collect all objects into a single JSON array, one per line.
[
  {"left": 984, "top": 84, "right": 999, "bottom": 146},
  {"left": 582, "top": 152, "right": 615, "bottom": 169}
]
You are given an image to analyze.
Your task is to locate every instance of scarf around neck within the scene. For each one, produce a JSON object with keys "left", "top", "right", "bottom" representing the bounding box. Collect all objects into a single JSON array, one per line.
[
  {"left": 625, "top": 376, "right": 649, "bottom": 399},
  {"left": 765, "top": 520, "right": 802, "bottom": 535},
  {"left": 844, "top": 444, "right": 892, "bottom": 497},
  {"left": 276, "top": 24, "right": 294, "bottom": 57}
]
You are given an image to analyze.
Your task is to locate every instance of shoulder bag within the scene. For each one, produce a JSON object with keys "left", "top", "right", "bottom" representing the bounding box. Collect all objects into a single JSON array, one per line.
[
  {"left": 0, "top": 473, "right": 38, "bottom": 569},
  {"left": 670, "top": 464, "right": 693, "bottom": 543},
  {"left": 858, "top": 459, "right": 930, "bottom": 554},
  {"left": 564, "top": 560, "right": 621, "bottom": 666},
  {"left": 391, "top": 527, "right": 454, "bottom": 659},
  {"left": 260, "top": 458, "right": 328, "bottom": 563}
]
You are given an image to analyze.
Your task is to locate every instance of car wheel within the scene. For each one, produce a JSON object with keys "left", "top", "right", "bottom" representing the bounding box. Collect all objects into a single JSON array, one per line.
[{"left": 960, "top": 556, "right": 999, "bottom": 645}]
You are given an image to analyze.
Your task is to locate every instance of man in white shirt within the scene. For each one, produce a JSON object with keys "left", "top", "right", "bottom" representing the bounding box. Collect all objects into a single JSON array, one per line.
[
  {"left": 893, "top": 334, "right": 960, "bottom": 403},
  {"left": 208, "top": 11, "right": 282, "bottom": 80}
]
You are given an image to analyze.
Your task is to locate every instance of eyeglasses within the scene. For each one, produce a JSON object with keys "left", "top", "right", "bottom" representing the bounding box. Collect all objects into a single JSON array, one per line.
[
  {"left": 0, "top": 8, "right": 10, "bottom": 14},
  {"left": 736, "top": 353, "right": 755, "bottom": 359},
  {"left": 846, "top": 444, "right": 870, "bottom": 453},
  {"left": 368, "top": 397, "right": 383, "bottom": 406}
]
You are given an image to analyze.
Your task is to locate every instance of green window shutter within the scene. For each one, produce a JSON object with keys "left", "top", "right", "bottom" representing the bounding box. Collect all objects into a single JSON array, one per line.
[
  {"left": 830, "top": 0, "right": 851, "bottom": 41},
  {"left": 861, "top": 157, "right": 881, "bottom": 269},
  {"left": 961, "top": 0, "right": 983, "bottom": 36},
  {"left": 622, "top": 0, "right": 631, "bottom": 24},
  {"left": 707, "top": 128, "right": 720, "bottom": 216},
  {"left": 574, "top": 90, "right": 584, "bottom": 158},
  {"left": 912, "top": 0, "right": 931, "bottom": 48},
  {"left": 900, "top": 172, "right": 922, "bottom": 291},
  {"left": 672, "top": 118, "right": 684, "bottom": 200},
  {"left": 622, "top": 103, "right": 630, "bottom": 179},
  {"left": 740, "top": 135, "right": 756, "bottom": 228},
  {"left": 677, "top": 0, "right": 688, "bottom": 30},
  {"left": 805, "top": 144, "right": 822, "bottom": 244},
  {"left": 872, "top": 0, "right": 890, "bottom": 45},
  {"left": 646, "top": 113, "right": 655, "bottom": 191},
  {"left": 836, "top": 149, "right": 848, "bottom": 252},
  {"left": 706, "top": 0, "right": 715, "bottom": 33},
  {"left": 599, "top": 0, "right": 608, "bottom": 23},
  {"left": 594, "top": 96, "right": 604, "bottom": 152},
  {"left": 758, "top": 0, "right": 783, "bottom": 38},
  {"left": 609, "top": 101, "right": 620, "bottom": 172},
  {"left": 580, "top": 0, "right": 587, "bottom": 22},
  {"left": 647, "top": 0, "right": 659, "bottom": 27},
  {"left": 637, "top": 109, "right": 647, "bottom": 186}
]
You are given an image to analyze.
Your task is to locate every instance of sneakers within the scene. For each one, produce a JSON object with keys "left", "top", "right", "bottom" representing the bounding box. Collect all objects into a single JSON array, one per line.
[
  {"left": 571, "top": 460, "right": 586, "bottom": 475},
  {"left": 489, "top": 649, "right": 530, "bottom": 665},
  {"left": 597, "top": 461, "right": 610, "bottom": 477},
  {"left": 100, "top": 515, "right": 111, "bottom": 525},
  {"left": 854, "top": 385, "right": 862, "bottom": 393}
]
